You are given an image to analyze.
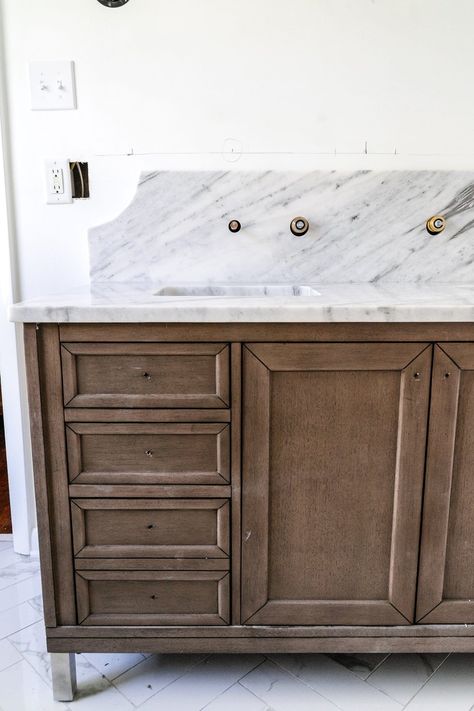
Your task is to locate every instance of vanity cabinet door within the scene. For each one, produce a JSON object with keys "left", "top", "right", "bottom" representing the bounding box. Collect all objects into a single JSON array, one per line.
[
  {"left": 241, "top": 343, "right": 432, "bottom": 626},
  {"left": 417, "top": 344, "right": 474, "bottom": 623}
]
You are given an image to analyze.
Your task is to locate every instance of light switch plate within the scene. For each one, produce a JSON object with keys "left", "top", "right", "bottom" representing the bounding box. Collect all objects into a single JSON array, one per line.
[{"left": 29, "top": 61, "right": 77, "bottom": 111}]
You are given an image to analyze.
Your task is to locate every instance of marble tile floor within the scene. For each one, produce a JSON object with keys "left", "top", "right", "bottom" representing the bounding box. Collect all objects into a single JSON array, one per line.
[{"left": 0, "top": 543, "right": 473, "bottom": 710}]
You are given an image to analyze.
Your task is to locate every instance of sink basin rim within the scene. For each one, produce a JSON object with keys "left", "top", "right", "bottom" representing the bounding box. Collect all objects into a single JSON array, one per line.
[{"left": 154, "top": 284, "right": 321, "bottom": 297}]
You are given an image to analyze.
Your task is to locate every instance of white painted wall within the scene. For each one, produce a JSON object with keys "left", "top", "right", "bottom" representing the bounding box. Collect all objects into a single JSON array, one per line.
[
  {"left": 0, "top": 0, "right": 473, "bottom": 548},
  {"left": 0, "top": 8, "right": 35, "bottom": 553},
  {"left": 3, "top": 0, "right": 474, "bottom": 299}
]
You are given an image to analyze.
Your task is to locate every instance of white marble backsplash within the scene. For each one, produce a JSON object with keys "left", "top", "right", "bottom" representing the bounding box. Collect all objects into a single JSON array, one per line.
[{"left": 89, "top": 171, "right": 474, "bottom": 284}]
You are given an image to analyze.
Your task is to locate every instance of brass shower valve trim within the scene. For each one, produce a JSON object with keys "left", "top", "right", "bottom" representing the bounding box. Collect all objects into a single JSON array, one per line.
[{"left": 426, "top": 215, "right": 446, "bottom": 235}]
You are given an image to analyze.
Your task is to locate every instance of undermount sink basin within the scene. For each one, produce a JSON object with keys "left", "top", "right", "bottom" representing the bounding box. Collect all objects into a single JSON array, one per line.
[{"left": 154, "top": 284, "right": 321, "bottom": 297}]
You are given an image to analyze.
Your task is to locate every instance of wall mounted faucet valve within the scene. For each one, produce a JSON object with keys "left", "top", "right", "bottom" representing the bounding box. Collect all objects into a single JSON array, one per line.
[
  {"left": 228, "top": 220, "right": 242, "bottom": 233},
  {"left": 426, "top": 215, "right": 446, "bottom": 235},
  {"left": 290, "top": 217, "right": 309, "bottom": 236}
]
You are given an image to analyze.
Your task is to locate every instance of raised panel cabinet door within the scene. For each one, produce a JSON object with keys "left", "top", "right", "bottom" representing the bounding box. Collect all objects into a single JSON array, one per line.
[
  {"left": 416, "top": 344, "right": 474, "bottom": 623},
  {"left": 241, "top": 343, "right": 432, "bottom": 626}
]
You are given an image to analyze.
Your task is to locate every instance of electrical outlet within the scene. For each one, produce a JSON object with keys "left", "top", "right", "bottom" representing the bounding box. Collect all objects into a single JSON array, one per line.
[
  {"left": 45, "top": 159, "right": 72, "bottom": 204},
  {"left": 51, "top": 168, "right": 64, "bottom": 194}
]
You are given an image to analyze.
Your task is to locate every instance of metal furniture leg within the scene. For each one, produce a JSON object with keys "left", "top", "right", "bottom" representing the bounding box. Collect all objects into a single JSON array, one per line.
[{"left": 50, "top": 653, "right": 77, "bottom": 702}]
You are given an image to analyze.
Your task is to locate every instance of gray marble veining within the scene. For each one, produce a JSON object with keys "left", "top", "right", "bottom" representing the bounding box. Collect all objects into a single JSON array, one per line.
[
  {"left": 327, "top": 653, "right": 389, "bottom": 681},
  {"left": 89, "top": 170, "right": 474, "bottom": 284},
  {"left": 9, "top": 281, "right": 474, "bottom": 323}
]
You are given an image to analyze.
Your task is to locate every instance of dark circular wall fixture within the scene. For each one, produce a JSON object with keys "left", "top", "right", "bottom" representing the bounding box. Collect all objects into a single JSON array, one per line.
[{"left": 97, "top": 0, "right": 130, "bottom": 7}]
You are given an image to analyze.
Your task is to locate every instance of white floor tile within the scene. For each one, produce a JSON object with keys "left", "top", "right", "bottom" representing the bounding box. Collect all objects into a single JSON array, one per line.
[
  {"left": 113, "top": 653, "right": 207, "bottom": 706},
  {"left": 0, "top": 601, "right": 42, "bottom": 639},
  {"left": 28, "top": 594, "right": 44, "bottom": 616},
  {"left": 367, "top": 653, "right": 449, "bottom": 705},
  {"left": 9, "top": 620, "right": 51, "bottom": 684},
  {"left": 203, "top": 681, "right": 272, "bottom": 710},
  {"left": 405, "top": 654, "right": 474, "bottom": 710},
  {"left": 71, "top": 654, "right": 134, "bottom": 710},
  {"left": 0, "top": 555, "right": 40, "bottom": 590},
  {"left": 82, "top": 651, "right": 146, "bottom": 681},
  {"left": 240, "top": 659, "right": 339, "bottom": 711},
  {"left": 0, "top": 637, "right": 23, "bottom": 672},
  {"left": 328, "top": 652, "right": 389, "bottom": 680},
  {"left": 0, "top": 573, "right": 42, "bottom": 611},
  {"left": 9, "top": 620, "right": 133, "bottom": 711},
  {"left": 0, "top": 659, "right": 68, "bottom": 711},
  {"left": 0, "top": 542, "right": 12, "bottom": 553},
  {"left": 269, "top": 654, "right": 402, "bottom": 711},
  {"left": 139, "top": 654, "right": 264, "bottom": 711},
  {"left": 0, "top": 548, "right": 20, "bottom": 569}
]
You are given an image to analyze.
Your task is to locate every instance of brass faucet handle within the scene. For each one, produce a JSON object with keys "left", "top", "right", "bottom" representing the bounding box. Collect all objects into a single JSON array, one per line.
[
  {"left": 290, "top": 217, "right": 309, "bottom": 236},
  {"left": 426, "top": 215, "right": 446, "bottom": 235}
]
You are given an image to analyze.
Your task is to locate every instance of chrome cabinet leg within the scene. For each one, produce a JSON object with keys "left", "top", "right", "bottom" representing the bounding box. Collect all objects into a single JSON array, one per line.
[{"left": 51, "top": 653, "right": 77, "bottom": 702}]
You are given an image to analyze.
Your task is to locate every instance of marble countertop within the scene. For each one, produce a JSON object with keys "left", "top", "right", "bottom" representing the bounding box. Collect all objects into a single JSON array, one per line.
[{"left": 9, "top": 282, "right": 474, "bottom": 323}]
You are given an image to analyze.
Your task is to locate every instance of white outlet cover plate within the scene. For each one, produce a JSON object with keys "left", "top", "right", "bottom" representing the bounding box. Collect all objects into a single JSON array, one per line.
[
  {"left": 45, "top": 159, "right": 73, "bottom": 204},
  {"left": 29, "top": 60, "right": 77, "bottom": 111}
]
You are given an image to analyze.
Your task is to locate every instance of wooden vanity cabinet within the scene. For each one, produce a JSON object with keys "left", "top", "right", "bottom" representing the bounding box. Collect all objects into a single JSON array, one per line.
[{"left": 24, "top": 323, "right": 474, "bottom": 653}]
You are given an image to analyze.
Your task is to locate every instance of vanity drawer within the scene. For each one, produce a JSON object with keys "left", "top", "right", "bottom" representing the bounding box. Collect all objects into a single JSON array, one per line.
[
  {"left": 71, "top": 499, "right": 230, "bottom": 558},
  {"left": 61, "top": 343, "right": 230, "bottom": 408},
  {"left": 75, "top": 569, "right": 230, "bottom": 625},
  {"left": 66, "top": 422, "right": 230, "bottom": 485}
]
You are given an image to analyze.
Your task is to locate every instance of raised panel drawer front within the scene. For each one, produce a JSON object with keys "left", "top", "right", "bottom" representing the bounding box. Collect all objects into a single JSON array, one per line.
[
  {"left": 241, "top": 343, "right": 432, "bottom": 626},
  {"left": 76, "top": 569, "right": 230, "bottom": 625},
  {"left": 61, "top": 343, "right": 230, "bottom": 408},
  {"left": 71, "top": 499, "right": 230, "bottom": 558},
  {"left": 417, "top": 344, "right": 474, "bottom": 624},
  {"left": 66, "top": 423, "right": 230, "bottom": 485}
]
